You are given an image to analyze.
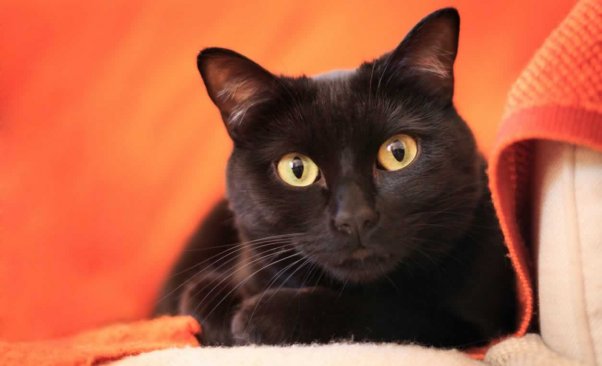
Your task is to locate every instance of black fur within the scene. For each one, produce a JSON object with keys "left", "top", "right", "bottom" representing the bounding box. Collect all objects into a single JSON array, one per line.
[{"left": 154, "top": 8, "right": 516, "bottom": 348}]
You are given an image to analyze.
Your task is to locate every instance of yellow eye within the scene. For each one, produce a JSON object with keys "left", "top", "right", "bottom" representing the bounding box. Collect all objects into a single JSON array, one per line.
[
  {"left": 276, "top": 153, "right": 320, "bottom": 187},
  {"left": 377, "top": 134, "right": 418, "bottom": 171}
]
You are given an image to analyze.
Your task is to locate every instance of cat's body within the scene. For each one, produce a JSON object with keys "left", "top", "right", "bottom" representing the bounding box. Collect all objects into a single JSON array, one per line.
[{"left": 155, "top": 8, "right": 516, "bottom": 348}]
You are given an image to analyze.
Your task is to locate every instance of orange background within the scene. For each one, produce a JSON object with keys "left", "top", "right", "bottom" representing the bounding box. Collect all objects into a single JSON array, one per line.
[{"left": 0, "top": 0, "right": 574, "bottom": 341}]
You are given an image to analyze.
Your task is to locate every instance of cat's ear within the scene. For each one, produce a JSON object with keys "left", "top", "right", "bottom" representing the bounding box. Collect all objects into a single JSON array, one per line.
[
  {"left": 197, "top": 48, "right": 278, "bottom": 135},
  {"left": 379, "top": 8, "right": 459, "bottom": 100}
]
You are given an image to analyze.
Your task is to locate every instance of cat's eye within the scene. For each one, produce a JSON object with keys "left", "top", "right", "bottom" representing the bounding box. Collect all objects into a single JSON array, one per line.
[
  {"left": 377, "top": 134, "right": 418, "bottom": 171},
  {"left": 276, "top": 153, "right": 320, "bottom": 187}
]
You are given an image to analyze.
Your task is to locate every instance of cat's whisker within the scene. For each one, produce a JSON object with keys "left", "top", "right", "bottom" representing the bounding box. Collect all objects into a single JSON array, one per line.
[
  {"left": 167, "top": 233, "right": 303, "bottom": 282},
  {"left": 165, "top": 233, "right": 304, "bottom": 280},
  {"left": 188, "top": 245, "right": 288, "bottom": 314},
  {"left": 183, "top": 233, "right": 304, "bottom": 307},
  {"left": 244, "top": 256, "right": 307, "bottom": 328},
  {"left": 194, "top": 243, "right": 298, "bottom": 302},
  {"left": 300, "top": 260, "right": 319, "bottom": 288},
  {"left": 262, "top": 256, "right": 303, "bottom": 293},
  {"left": 156, "top": 247, "right": 246, "bottom": 306},
  {"left": 367, "top": 61, "right": 377, "bottom": 107},
  {"left": 157, "top": 237, "right": 297, "bottom": 307},
  {"left": 270, "top": 256, "right": 311, "bottom": 296},
  {"left": 281, "top": 257, "right": 312, "bottom": 289},
  {"left": 182, "top": 232, "right": 305, "bottom": 252},
  {"left": 337, "top": 279, "right": 348, "bottom": 299},
  {"left": 313, "top": 265, "right": 326, "bottom": 287},
  {"left": 247, "top": 256, "right": 313, "bottom": 331},
  {"left": 194, "top": 236, "right": 299, "bottom": 274},
  {"left": 189, "top": 245, "right": 286, "bottom": 299},
  {"left": 185, "top": 249, "right": 286, "bottom": 318},
  {"left": 382, "top": 268, "right": 400, "bottom": 294},
  {"left": 161, "top": 240, "right": 281, "bottom": 288},
  {"left": 375, "top": 52, "right": 394, "bottom": 95},
  {"left": 201, "top": 250, "right": 304, "bottom": 321},
  {"left": 210, "top": 233, "right": 303, "bottom": 271}
]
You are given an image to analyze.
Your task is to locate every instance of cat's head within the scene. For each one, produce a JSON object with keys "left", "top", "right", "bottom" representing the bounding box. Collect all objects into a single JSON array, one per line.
[{"left": 198, "top": 8, "right": 483, "bottom": 283}]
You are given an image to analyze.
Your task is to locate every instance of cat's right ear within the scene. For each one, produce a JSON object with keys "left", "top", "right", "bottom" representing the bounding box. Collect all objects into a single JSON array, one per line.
[
  {"left": 375, "top": 8, "right": 460, "bottom": 100},
  {"left": 197, "top": 48, "right": 277, "bottom": 137}
]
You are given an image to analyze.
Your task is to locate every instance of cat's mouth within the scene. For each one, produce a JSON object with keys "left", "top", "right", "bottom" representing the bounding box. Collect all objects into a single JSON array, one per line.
[{"left": 326, "top": 249, "right": 397, "bottom": 283}]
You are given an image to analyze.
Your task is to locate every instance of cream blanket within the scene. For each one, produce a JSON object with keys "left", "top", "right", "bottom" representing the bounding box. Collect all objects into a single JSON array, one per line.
[{"left": 112, "top": 335, "right": 580, "bottom": 366}]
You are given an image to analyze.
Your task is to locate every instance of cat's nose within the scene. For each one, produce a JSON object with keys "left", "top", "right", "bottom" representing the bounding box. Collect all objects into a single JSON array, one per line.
[
  {"left": 333, "top": 207, "right": 379, "bottom": 236},
  {"left": 332, "top": 181, "right": 378, "bottom": 236}
]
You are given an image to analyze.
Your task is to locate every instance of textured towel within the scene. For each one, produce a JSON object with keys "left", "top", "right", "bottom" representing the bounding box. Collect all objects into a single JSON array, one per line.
[
  {"left": 111, "top": 343, "right": 483, "bottom": 366},
  {"left": 489, "top": 0, "right": 602, "bottom": 338},
  {"left": 0, "top": 316, "right": 200, "bottom": 366},
  {"left": 108, "top": 334, "right": 582, "bottom": 366}
]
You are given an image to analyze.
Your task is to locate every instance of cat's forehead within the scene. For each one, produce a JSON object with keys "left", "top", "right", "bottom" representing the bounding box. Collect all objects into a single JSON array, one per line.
[
  {"left": 268, "top": 69, "right": 387, "bottom": 158},
  {"left": 311, "top": 69, "right": 356, "bottom": 82},
  {"left": 308, "top": 69, "right": 363, "bottom": 113},
  {"left": 310, "top": 69, "right": 359, "bottom": 101},
  {"left": 268, "top": 69, "right": 404, "bottom": 149},
  {"left": 259, "top": 67, "right": 442, "bottom": 159}
]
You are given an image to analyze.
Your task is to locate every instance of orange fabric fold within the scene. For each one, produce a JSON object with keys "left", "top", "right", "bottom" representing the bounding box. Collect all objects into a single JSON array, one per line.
[
  {"left": 0, "top": 316, "right": 200, "bottom": 366},
  {"left": 489, "top": 0, "right": 602, "bottom": 339}
]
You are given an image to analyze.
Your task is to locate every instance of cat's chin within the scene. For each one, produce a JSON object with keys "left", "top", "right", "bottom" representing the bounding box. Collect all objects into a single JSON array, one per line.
[{"left": 324, "top": 254, "right": 398, "bottom": 284}]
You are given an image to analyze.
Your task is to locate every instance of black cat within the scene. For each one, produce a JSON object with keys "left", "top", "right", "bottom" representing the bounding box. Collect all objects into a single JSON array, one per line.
[{"left": 154, "top": 8, "right": 516, "bottom": 348}]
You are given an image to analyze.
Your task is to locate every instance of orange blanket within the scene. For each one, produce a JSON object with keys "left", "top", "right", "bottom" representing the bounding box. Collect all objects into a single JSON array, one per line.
[
  {"left": 489, "top": 0, "right": 602, "bottom": 337},
  {"left": 0, "top": 317, "right": 199, "bottom": 366}
]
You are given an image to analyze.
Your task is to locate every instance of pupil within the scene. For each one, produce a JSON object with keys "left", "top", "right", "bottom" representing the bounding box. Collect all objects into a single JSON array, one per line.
[
  {"left": 291, "top": 156, "right": 304, "bottom": 179},
  {"left": 389, "top": 140, "right": 406, "bottom": 162}
]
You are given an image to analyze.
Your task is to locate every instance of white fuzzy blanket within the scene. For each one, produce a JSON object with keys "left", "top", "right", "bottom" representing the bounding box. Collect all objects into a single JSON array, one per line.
[{"left": 110, "top": 335, "right": 580, "bottom": 366}]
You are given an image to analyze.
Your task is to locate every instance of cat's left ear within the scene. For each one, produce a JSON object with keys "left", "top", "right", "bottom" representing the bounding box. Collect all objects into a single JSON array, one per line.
[
  {"left": 197, "top": 48, "right": 278, "bottom": 138},
  {"left": 379, "top": 8, "right": 460, "bottom": 100}
]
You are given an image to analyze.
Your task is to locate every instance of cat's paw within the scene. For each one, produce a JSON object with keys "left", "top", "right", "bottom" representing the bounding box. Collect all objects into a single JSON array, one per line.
[
  {"left": 231, "top": 287, "right": 342, "bottom": 345},
  {"left": 179, "top": 271, "right": 242, "bottom": 346},
  {"left": 231, "top": 288, "right": 296, "bottom": 345}
]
